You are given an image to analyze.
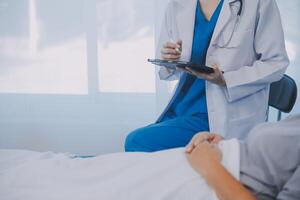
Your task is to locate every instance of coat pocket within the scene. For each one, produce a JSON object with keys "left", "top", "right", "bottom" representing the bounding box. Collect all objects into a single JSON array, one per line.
[{"left": 217, "top": 28, "right": 254, "bottom": 49}]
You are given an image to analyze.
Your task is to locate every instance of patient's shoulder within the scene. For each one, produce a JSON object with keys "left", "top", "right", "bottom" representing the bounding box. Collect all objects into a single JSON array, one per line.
[
  {"left": 246, "top": 115, "right": 300, "bottom": 143},
  {"left": 244, "top": 118, "right": 300, "bottom": 169}
]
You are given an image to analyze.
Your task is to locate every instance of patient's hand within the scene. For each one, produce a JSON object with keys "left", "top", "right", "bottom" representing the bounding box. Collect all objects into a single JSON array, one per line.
[
  {"left": 187, "top": 142, "right": 256, "bottom": 200},
  {"left": 185, "top": 132, "right": 223, "bottom": 153},
  {"left": 186, "top": 141, "right": 222, "bottom": 176}
]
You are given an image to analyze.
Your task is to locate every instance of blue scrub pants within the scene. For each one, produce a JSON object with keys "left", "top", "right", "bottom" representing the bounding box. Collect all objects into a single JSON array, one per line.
[{"left": 124, "top": 115, "right": 209, "bottom": 152}]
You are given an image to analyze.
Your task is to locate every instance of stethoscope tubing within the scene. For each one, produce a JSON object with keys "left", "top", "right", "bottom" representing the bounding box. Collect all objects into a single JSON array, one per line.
[
  {"left": 237, "top": 0, "right": 243, "bottom": 16},
  {"left": 216, "top": 0, "right": 243, "bottom": 48}
]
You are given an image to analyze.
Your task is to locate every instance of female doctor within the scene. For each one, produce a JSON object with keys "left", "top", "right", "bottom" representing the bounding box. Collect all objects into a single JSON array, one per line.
[{"left": 125, "top": 0, "right": 289, "bottom": 152}]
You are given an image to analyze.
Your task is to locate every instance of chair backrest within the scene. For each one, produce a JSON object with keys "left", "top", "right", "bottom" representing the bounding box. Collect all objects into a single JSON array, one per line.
[{"left": 269, "top": 74, "right": 297, "bottom": 113}]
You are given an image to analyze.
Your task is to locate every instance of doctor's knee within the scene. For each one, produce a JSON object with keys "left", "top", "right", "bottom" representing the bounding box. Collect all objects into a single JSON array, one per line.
[
  {"left": 124, "top": 129, "right": 149, "bottom": 152},
  {"left": 124, "top": 131, "right": 138, "bottom": 152}
]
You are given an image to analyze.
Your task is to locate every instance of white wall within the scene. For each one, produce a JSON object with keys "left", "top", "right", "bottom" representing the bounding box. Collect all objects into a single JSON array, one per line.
[{"left": 0, "top": 93, "right": 156, "bottom": 155}]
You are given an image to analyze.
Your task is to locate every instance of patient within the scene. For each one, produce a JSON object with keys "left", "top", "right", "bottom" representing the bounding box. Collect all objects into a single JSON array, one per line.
[
  {"left": 0, "top": 115, "right": 299, "bottom": 200},
  {"left": 185, "top": 114, "right": 300, "bottom": 200}
]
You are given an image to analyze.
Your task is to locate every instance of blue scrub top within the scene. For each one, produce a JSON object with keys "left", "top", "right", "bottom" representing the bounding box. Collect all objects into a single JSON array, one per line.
[{"left": 163, "top": 0, "right": 223, "bottom": 119}]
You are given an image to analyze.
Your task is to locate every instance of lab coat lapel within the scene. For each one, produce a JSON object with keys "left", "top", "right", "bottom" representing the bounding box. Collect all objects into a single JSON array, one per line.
[
  {"left": 176, "top": 0, "right": 197, "bottom": 62},
  {"left": 210, "top": 0, "right": 235, "bottom": 46},
  {"left": 176, "top": 0, "right": 236, "bottom": 61}
]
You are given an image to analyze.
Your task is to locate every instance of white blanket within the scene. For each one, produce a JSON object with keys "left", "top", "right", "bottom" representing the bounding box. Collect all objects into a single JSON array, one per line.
[{"left": 0, "top": 139, "right": 240, "bottom": 200}]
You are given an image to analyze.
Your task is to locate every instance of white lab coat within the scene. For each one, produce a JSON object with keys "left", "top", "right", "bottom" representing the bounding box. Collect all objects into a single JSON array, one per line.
[{"left": 157, "top": 0, "right": 289, "bottom": 139}]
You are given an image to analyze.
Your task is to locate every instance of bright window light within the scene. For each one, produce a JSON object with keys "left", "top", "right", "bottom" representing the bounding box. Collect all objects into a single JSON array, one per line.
[
  {"left": 0, "top": 0, "right": 88, "bottom": 94},
  {"left": 97, "top": 0, "right": 155, "bottom": 93}
]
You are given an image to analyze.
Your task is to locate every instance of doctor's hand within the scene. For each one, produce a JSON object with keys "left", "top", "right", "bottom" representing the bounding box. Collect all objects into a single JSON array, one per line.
[
  {"left": 185, "top": 132, "right": 224, "bottom": 154},
  {"left": 161, "top": 40, "right": 182, "bottom": 61},
  {"left": 186, "top": 63, "right": 226, "bottom": 86},
  {"left": 186, "top": 141, "right": 222, "bottom": 176}
]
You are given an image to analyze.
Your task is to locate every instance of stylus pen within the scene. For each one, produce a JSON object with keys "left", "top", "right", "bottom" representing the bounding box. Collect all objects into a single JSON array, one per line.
[
  {"left": 170, "top": 38, "right": 182, "bottom": 53},
  {"left": 169, "top": 29, "right": 182, "bottom": 54},
  {"left": 175, "top": 45, "right": 182, "bottom": 54}
]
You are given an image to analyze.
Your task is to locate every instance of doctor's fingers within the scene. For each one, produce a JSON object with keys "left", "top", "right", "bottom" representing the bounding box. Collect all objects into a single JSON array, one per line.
[
  {"left": 161, "top": 48, "right": 181, "bottom": 55},
  {"left": 210, "top": 64, "right": 225, "bottom": 78},
  {"left": 162, "top": 54, "right": 181, "bottom": 60},
  {"left": 186, "top": 68, "right": 212, "bottom": 80},
  {"left": 187, "top": 67, "right": 223, "bottom": 84},
  {"left": 164, "top": 42, "right": 181, "bottom": 49},
  {"left": 211, "top": 62, "right": 220, "bottom": 68}
]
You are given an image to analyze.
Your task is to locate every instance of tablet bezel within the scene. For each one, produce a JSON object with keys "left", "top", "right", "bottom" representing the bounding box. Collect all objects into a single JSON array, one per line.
[{"left": 147, "top": 59, "right": 215, "bottom": 74}]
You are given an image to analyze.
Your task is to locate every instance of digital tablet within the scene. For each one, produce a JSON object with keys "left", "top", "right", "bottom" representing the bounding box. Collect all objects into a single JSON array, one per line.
[{"left": 147, "top": 59, "right": 215, "bottom": 74}]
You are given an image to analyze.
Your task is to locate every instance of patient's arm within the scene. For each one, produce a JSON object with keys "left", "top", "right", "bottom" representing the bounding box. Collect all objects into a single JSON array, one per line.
[{"left": 186, "top": 142, "right": 256, "bottom": 200}]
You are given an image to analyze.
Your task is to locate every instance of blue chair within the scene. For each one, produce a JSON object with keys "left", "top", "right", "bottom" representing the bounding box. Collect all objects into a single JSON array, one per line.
[{"left": 268, "top": 74, "right": 297, "bottom": 121}]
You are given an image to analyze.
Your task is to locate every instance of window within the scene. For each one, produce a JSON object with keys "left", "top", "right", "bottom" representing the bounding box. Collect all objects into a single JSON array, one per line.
[
  {"left": 0, "top": 0, "right": 88, "bottom": 94},
  {"left": 0, "top": 0, "right": 160, "bottom": 154},
  {"left": 97, "top": 0, "right": 156, "bottom": 93}
]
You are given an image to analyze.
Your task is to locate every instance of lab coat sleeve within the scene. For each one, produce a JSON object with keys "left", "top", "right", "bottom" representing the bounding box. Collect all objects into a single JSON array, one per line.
[
  {"left": 223, "top": 0, "right": 289, "bottom": 102},
  {"left": 156, "top": 2, "right": 181, "bottom": 81}
]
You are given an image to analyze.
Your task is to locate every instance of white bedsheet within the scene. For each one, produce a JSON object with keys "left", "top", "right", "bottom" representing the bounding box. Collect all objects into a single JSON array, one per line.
[{"left": 0, "top": 139, "right": 240, "bottom": 200}]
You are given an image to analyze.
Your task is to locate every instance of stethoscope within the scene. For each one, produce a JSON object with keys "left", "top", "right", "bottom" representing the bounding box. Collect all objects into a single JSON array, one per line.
[
  {"left": 217, "top": 0, "right": 243, "bottom": 48},
  {"left": 168, "top": 0, "right": 244, "bottom": 48},
  {"left": 236, "top": 0, "right": 243, "bottom": 16}
]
